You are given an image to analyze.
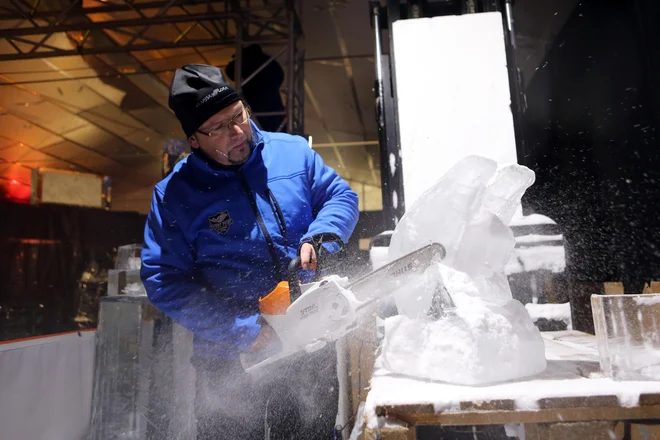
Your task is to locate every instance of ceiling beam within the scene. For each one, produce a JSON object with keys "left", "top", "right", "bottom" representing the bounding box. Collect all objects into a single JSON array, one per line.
[
  {"left": 0, "top": 105, "right": 124, "bottom": 169},
  {"left": 0, "top": 135, "right": 97, "bottom": 174},
  {"left": 0, "top": 72, "right": 159, "bottom": 160},
  {"left": 1, "top": 13, "right": 235, "bottom": 37},
  {"left": 0, "top": 0, "right": 267, "bottom": 20},
  {"left": 0, "top": 4, "right": 294, "bottom": 62},
  {"left": 0, "top": 36, "right": 288, "bottom": 61}
]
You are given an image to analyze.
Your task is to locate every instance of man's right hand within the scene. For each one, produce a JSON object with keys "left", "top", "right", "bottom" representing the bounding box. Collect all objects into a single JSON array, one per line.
[{"left": 299, "top": 242, "right": 317, "bottom": 271}]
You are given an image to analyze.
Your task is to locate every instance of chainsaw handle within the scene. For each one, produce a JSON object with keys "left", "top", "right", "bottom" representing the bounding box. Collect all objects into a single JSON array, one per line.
[
  {"left": 287, "top": 256, "right": 303, "bottom": 301},
  {"left": 288, "top": 233, "right": 345, "bottom": 302}
]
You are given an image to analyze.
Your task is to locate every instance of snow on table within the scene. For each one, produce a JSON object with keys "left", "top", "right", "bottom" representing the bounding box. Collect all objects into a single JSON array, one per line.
[
  {"left": 515, "top": 234, "right": 563, "bottom": 244},
  {"left": 505, "top": 245, "right": 566, "bottom": 274},
  {"left": 509, "top": 213, "right": 557, "bottom": 227},
  {"left": 525, "top": 302, "right": 573, "bottom": 329},
  {"left": 365, "top": 331, "right": 660, "bottom": 429}
]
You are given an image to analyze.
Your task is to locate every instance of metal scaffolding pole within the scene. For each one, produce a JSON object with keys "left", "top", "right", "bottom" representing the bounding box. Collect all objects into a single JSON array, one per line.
[
  {"left": 296, "top": 48, "right": 305, "bottom": 135},
  {"left": 0, "top": 0, "right": 305, "bottom": 134},
  {"left": 235, "top": 11, "right": 243, "bottom": 96},
  {"left": 286, "top": 6, "right": 295, "bottom": 134}
]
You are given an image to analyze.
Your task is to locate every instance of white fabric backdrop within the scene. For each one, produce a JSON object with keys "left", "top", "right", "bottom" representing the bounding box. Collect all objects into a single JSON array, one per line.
[{"left": 0, "top": 331, "right": 95, "bottom": 440}]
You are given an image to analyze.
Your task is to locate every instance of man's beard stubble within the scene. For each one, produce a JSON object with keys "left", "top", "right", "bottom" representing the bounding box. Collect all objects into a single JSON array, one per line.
[{"left": 227, "top": 138, "right": 254, "bottom": 165}]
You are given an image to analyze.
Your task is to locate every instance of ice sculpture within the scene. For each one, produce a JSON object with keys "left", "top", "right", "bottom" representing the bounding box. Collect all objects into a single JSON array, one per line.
[{"left": 379, "top": 155, "right": 547, "bottom": 385}]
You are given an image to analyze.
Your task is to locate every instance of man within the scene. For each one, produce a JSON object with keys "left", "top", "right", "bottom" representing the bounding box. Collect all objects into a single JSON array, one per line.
[{"left": 140, "top": 64, "right": 359, "bottom": 439}]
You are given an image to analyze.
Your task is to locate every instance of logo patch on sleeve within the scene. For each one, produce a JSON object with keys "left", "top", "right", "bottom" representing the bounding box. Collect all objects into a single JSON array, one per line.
[{"left": 208, "top": 210, "right": 233, "bottom": 234}]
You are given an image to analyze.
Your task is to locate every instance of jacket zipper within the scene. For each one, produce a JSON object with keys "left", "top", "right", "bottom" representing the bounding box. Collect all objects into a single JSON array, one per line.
[{"left": 238, "top": 172, "right": 283, "bottom": 280}]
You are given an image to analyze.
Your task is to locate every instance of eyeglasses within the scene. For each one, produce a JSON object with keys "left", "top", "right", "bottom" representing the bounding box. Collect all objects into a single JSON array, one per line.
[{"left": 196, "top": 106, "right": 252, "bottom": 137}]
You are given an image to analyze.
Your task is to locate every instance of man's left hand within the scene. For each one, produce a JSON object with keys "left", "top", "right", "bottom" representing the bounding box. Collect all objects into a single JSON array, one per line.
[
  {"left": 248, "top": 322, "right": 278, "bottom": 353},
  {"left": 300, "top": 243, "right": 317, "bottom": 271}
]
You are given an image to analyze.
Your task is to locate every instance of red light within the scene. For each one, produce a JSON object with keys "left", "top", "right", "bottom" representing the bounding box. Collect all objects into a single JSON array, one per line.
[{"left": 11, "top": 180, "right": 18, "bottom": 184}]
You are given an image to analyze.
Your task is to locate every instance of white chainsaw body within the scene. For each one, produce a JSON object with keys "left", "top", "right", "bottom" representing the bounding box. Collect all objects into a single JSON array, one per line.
[{"left": 261, "top": 274, "right": 360, "bottom": 355}]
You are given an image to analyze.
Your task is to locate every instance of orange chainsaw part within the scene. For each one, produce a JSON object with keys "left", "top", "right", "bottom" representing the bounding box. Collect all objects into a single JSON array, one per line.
[{"left": 258, "top": 281, "right": 292, "bottom": 315}]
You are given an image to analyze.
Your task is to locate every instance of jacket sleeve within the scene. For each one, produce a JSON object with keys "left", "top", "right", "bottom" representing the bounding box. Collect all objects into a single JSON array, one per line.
[
  {"left": 300, "top": 147, "right": 360, "bottom": 248},
  {"left": 140, "top": 189, "right": 260, "bottom": 351}
]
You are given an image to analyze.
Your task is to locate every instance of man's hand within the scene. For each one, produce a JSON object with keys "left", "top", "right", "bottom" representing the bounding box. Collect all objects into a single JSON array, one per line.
[
  {"left": 248, "top": 322, "right": 278, "bottom": 353},
  {"left": 300, "top": 242, "right": 317, "bottom": 270}
]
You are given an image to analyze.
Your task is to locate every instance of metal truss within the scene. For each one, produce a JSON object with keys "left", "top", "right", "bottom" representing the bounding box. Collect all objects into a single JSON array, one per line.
[{"left": 0, "top": 0, "right": 305, "bottom": 134}]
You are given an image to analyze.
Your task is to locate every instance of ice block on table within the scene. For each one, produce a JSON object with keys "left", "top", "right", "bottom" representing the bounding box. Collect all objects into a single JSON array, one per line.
[{"left": 592, "top": 293, "right": 660, "bottom": 380}]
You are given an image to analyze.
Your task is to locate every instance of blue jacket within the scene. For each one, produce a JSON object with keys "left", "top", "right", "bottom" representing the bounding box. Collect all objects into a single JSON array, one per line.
[{"left": 140, "top": 123, "right": 359, "bottom": 358}]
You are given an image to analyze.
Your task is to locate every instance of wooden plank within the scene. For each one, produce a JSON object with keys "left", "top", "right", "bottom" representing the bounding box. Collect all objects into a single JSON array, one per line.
[
  {"left": 604, "top": 282, "right": 625, "bottom": 295},
  {"left": 605, "top": 282, "right": 660, "bottom": 295},
  {"left": 381, "top": 404, "right": 435, "bottom": 425},
  {"left": 524, "top": 423, "right": 545, "bottom": 440},
  {"left": 613, "top": 422, "right": 660, "bottom": 440},
  {"left": 639, "top": 394, "right": 660, "bottom": 406},
  {"left": 460, "top": 399, "right": 516, "bottom": 412},
  {"left": 363, "top": 425, "right": 414, "bottom": 440},
  {"left": 527, "top": 421, "right": 617, "bottom": 440},
  {"left": 538, "top": 395, "right": 619, "bottom": 409},
  {"left": 376, "top": 404, "right": 660, "bottom": 427},
  {"left": 348, "top": 309, "right": 378, "bottom": 415},
  {"left": 546, "top": 421, "right": 616, "bottom": 440}
]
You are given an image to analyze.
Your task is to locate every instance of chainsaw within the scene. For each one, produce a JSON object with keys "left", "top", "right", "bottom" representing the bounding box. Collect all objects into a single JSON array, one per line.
[{"left": 239, "top": 241, "right": 446, "bottom": 373}]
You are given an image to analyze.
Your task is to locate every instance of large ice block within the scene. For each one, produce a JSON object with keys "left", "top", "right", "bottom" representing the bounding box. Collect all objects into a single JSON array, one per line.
[
  {"left": 592, "top": 293, "right": 660, "bottom": 380},
  {"left": 392, "top": 12, "right": 518, "bottom": 208}
]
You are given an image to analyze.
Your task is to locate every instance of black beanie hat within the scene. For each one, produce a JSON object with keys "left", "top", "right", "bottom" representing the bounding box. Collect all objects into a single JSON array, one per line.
[{"left": 168, "top": 64, "right": 241, "bottom": 138}]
